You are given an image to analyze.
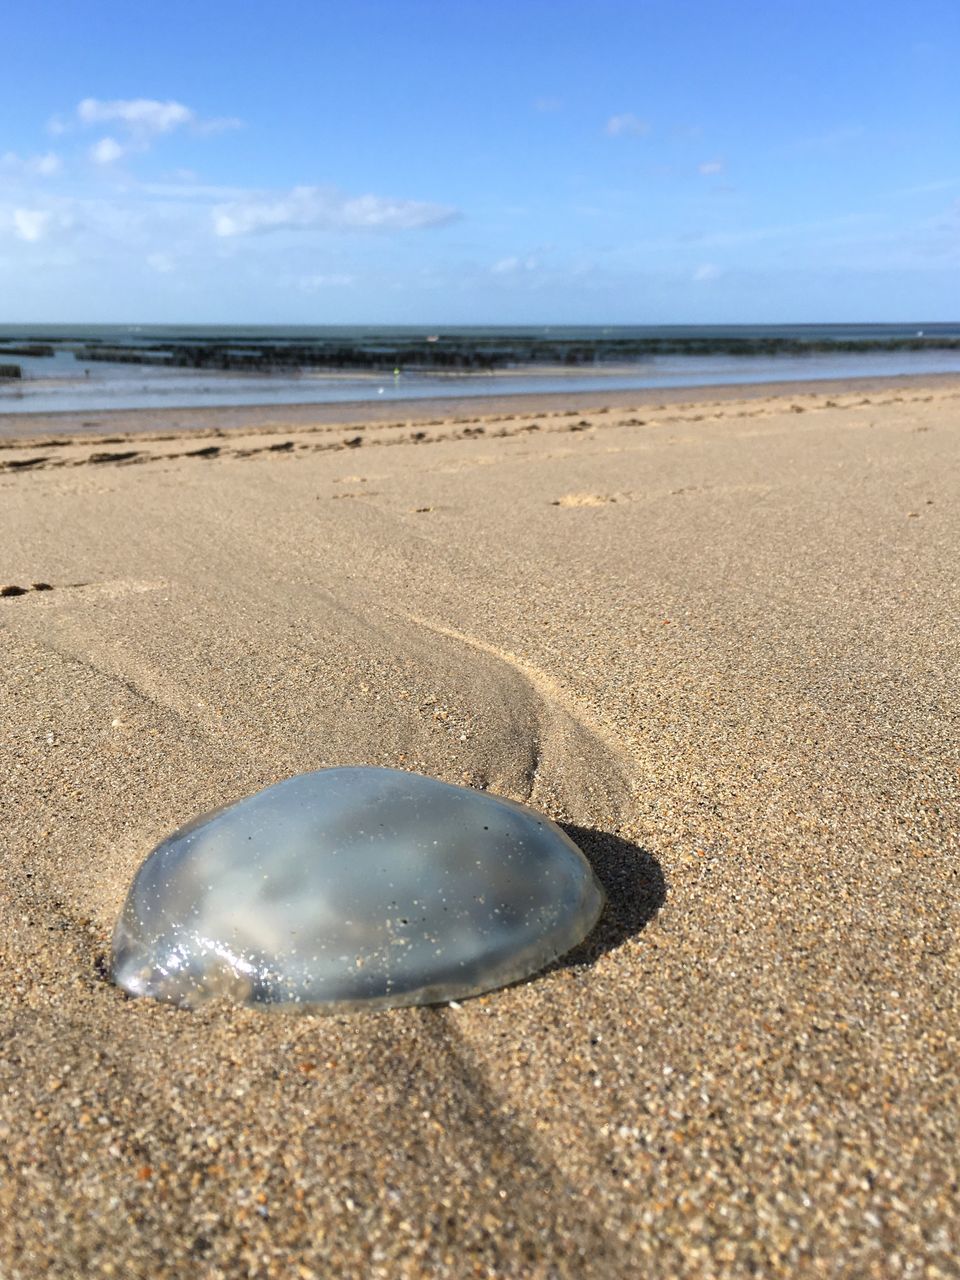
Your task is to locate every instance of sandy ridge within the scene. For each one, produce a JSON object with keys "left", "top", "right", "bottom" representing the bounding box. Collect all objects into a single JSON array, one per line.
[{"left": 1, "top": 382, "right": 957, "bottom": 477}]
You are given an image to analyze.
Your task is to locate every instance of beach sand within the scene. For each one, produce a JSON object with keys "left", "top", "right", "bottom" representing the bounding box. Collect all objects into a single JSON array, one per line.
[{"left": 1, "top": 379, "right": 958, "bottom": 1277}]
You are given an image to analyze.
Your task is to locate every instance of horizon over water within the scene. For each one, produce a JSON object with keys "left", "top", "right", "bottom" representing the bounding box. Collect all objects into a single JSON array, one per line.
[{"left": 2, "top": 322, "right": 960, "bottom": 415}]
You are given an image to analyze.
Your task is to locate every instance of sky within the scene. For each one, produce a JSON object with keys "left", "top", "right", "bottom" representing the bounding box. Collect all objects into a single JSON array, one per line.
[{"left": 1, "top": 0, "right": 958, "bottom": 325}]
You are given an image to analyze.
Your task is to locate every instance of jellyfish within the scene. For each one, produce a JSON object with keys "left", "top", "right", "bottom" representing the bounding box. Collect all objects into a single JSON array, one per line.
[{"left": 112, "top": 767, "right": 604, "bottom": 1012}]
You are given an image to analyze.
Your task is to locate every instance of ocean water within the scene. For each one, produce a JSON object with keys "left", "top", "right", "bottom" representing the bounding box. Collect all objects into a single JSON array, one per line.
[{"left": 1, "top": 323, "right": 959, "bottom": 415}]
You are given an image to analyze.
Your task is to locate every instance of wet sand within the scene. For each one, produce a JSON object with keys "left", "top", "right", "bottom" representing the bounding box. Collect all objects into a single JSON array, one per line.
[
  {"left": 1, "top": 378, "right": 958, "bottom": 1277},
  {"left": 4, "top": 369, "right": 960, "bottom": 442}
]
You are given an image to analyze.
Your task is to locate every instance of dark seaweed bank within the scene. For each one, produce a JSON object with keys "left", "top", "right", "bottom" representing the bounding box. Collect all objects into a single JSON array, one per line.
[{"left": 23, "top": 329, "right": 960, "bottom": 375}]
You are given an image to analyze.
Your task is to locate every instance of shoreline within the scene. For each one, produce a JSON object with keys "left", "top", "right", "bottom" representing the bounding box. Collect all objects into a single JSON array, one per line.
[{"left": 2, "top": 368, "right": 959, "bottom": 443}]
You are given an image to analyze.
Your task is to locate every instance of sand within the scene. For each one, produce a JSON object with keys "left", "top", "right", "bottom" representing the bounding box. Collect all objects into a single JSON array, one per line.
[
  {"left": 1, "top": 378, "right": 958, "bottom": 1278},
  {"left": 4, "top": 370, "right": 960, "bottom": 443}
]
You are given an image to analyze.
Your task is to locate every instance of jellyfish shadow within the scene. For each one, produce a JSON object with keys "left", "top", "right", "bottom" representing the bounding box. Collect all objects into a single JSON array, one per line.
[{"left": 552, "top": 823, "right": 666, "bottom": 973}]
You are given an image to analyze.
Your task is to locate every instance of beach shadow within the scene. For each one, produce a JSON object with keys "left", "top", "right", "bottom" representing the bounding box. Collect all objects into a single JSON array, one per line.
[
  {"left": 553, "top": 823, "right": 667, "bottom": 971},
  {"left": 365, "top": 830, "right": 666, "bottom": 1269}
]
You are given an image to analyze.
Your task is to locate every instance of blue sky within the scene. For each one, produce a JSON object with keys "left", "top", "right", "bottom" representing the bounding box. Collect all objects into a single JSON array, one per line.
[{"left": 1, "top": 0, "right": 957, "bottom": 323}]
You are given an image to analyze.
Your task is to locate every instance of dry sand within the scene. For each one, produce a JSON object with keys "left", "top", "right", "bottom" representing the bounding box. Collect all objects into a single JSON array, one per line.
[{"left": 1, "top": 379, "right": 958, "bottom": 1278}]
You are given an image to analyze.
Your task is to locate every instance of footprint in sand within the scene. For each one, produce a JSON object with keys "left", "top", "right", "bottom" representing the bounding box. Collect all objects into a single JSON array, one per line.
[{"left": 551, "top": 492, "right": 621, "bottom": 507}]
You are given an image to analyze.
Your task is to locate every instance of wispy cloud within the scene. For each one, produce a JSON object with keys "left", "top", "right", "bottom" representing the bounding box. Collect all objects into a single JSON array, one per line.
[
  {"left": 78, "top": 97, "right": 193, "bottom": 134},
  {"left": 605, "top": 113, "right": 651, "bottom": 138},
  {"left": 4, "top": 96, "right": 461, "bottom": 311},
  {"left": 534, "top": 97, "right": 562, "bottom": 113},
  {"left": 76, "top": 97, "right": 241, "bottom": 138},
  {"left": 491, "top": 254, "right": 540, "bottom": 275},
  {"left": 698, "top": 159, "right": 724, "bottom": 175},
  {"left": 1, "top": 150, "right": 61, "bottom": 176},
  {"left": 1, "top": 96, "right": 459, "bottom": 286},
  {"left": 45, "top": 97, "right": 243, "bottom": 161},
  {"left": 139, "top": 180, "right": 252, "bottom": 201},
  {"left": 212, "top": 185, "right": 459, "bottom": 236},
  {"left": 693, "top": 263, "right": 722, "bottom": 281},
  {"left": 1, "top": 188, "right": 188, "bottom": 255}
]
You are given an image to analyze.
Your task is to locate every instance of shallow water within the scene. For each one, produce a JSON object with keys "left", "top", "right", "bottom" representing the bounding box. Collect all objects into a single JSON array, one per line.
[
  {"left": 3, "top": 323, "right": 960, "bottom": 414},
  {"left": 112, "top": 768, "right": 605, "bottom": 1012}
]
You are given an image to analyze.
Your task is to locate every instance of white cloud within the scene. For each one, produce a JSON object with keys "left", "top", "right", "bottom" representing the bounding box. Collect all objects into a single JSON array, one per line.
[
  {"left": 71, "top": 98, "right": 241, "bottom": 155},
  {"left": 32, "top": 151, "right": 62, "bottom": 176},
  {"left": 212, "top": 185, "right": 458, "bottom": 236},
  {"left": 605, "top": 113, "right": 651, "bottom": 138},
  {"left": 90, "top": 136, "right": 126, "bottom": 165},
  {"left": 1, "top": 150, "right": 62, "bottom": 176},
  {"left": 78, "top": 97, "right": 194, "bottom": 135},
  {"left": 693, "top": 263, "right": 722, "bottom": 281},
  {"left": 698, "top": 159, "right": 724, "bottom": 175},
  {"left": 492, "top": 255, "right": 540, "bottom": 274},
  {"left": 1, "top": 191, "right": 170, "bottom": 254},
  {"left": 13, "top": 209, "right": 53, "bottom": 242},
  {"left": 534, "top": 97, "right": 562, "bottom": 113}
]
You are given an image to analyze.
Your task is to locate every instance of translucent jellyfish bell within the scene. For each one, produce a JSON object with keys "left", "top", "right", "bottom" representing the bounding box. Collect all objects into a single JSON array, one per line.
[{"left": 111, "top": 767, "right": 605, "bottom": 1011}]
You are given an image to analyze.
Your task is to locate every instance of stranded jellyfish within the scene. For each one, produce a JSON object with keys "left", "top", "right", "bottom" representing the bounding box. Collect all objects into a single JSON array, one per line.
[{"left": 111, "top": 767, "right": 605, "bottom": 1011}]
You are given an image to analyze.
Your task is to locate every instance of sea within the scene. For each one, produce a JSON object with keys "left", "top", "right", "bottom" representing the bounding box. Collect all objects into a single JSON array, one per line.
[{"left": 1, "top": 323, "right": 959, "bottom": 416}]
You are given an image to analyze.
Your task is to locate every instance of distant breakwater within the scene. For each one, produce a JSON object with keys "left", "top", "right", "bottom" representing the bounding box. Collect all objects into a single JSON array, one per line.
[
  {"left": 0, "top": 345, "right": 54, "bottom": 358},
  {"left": 9, "top": 332, "right": 957, "bottom": 374}
]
